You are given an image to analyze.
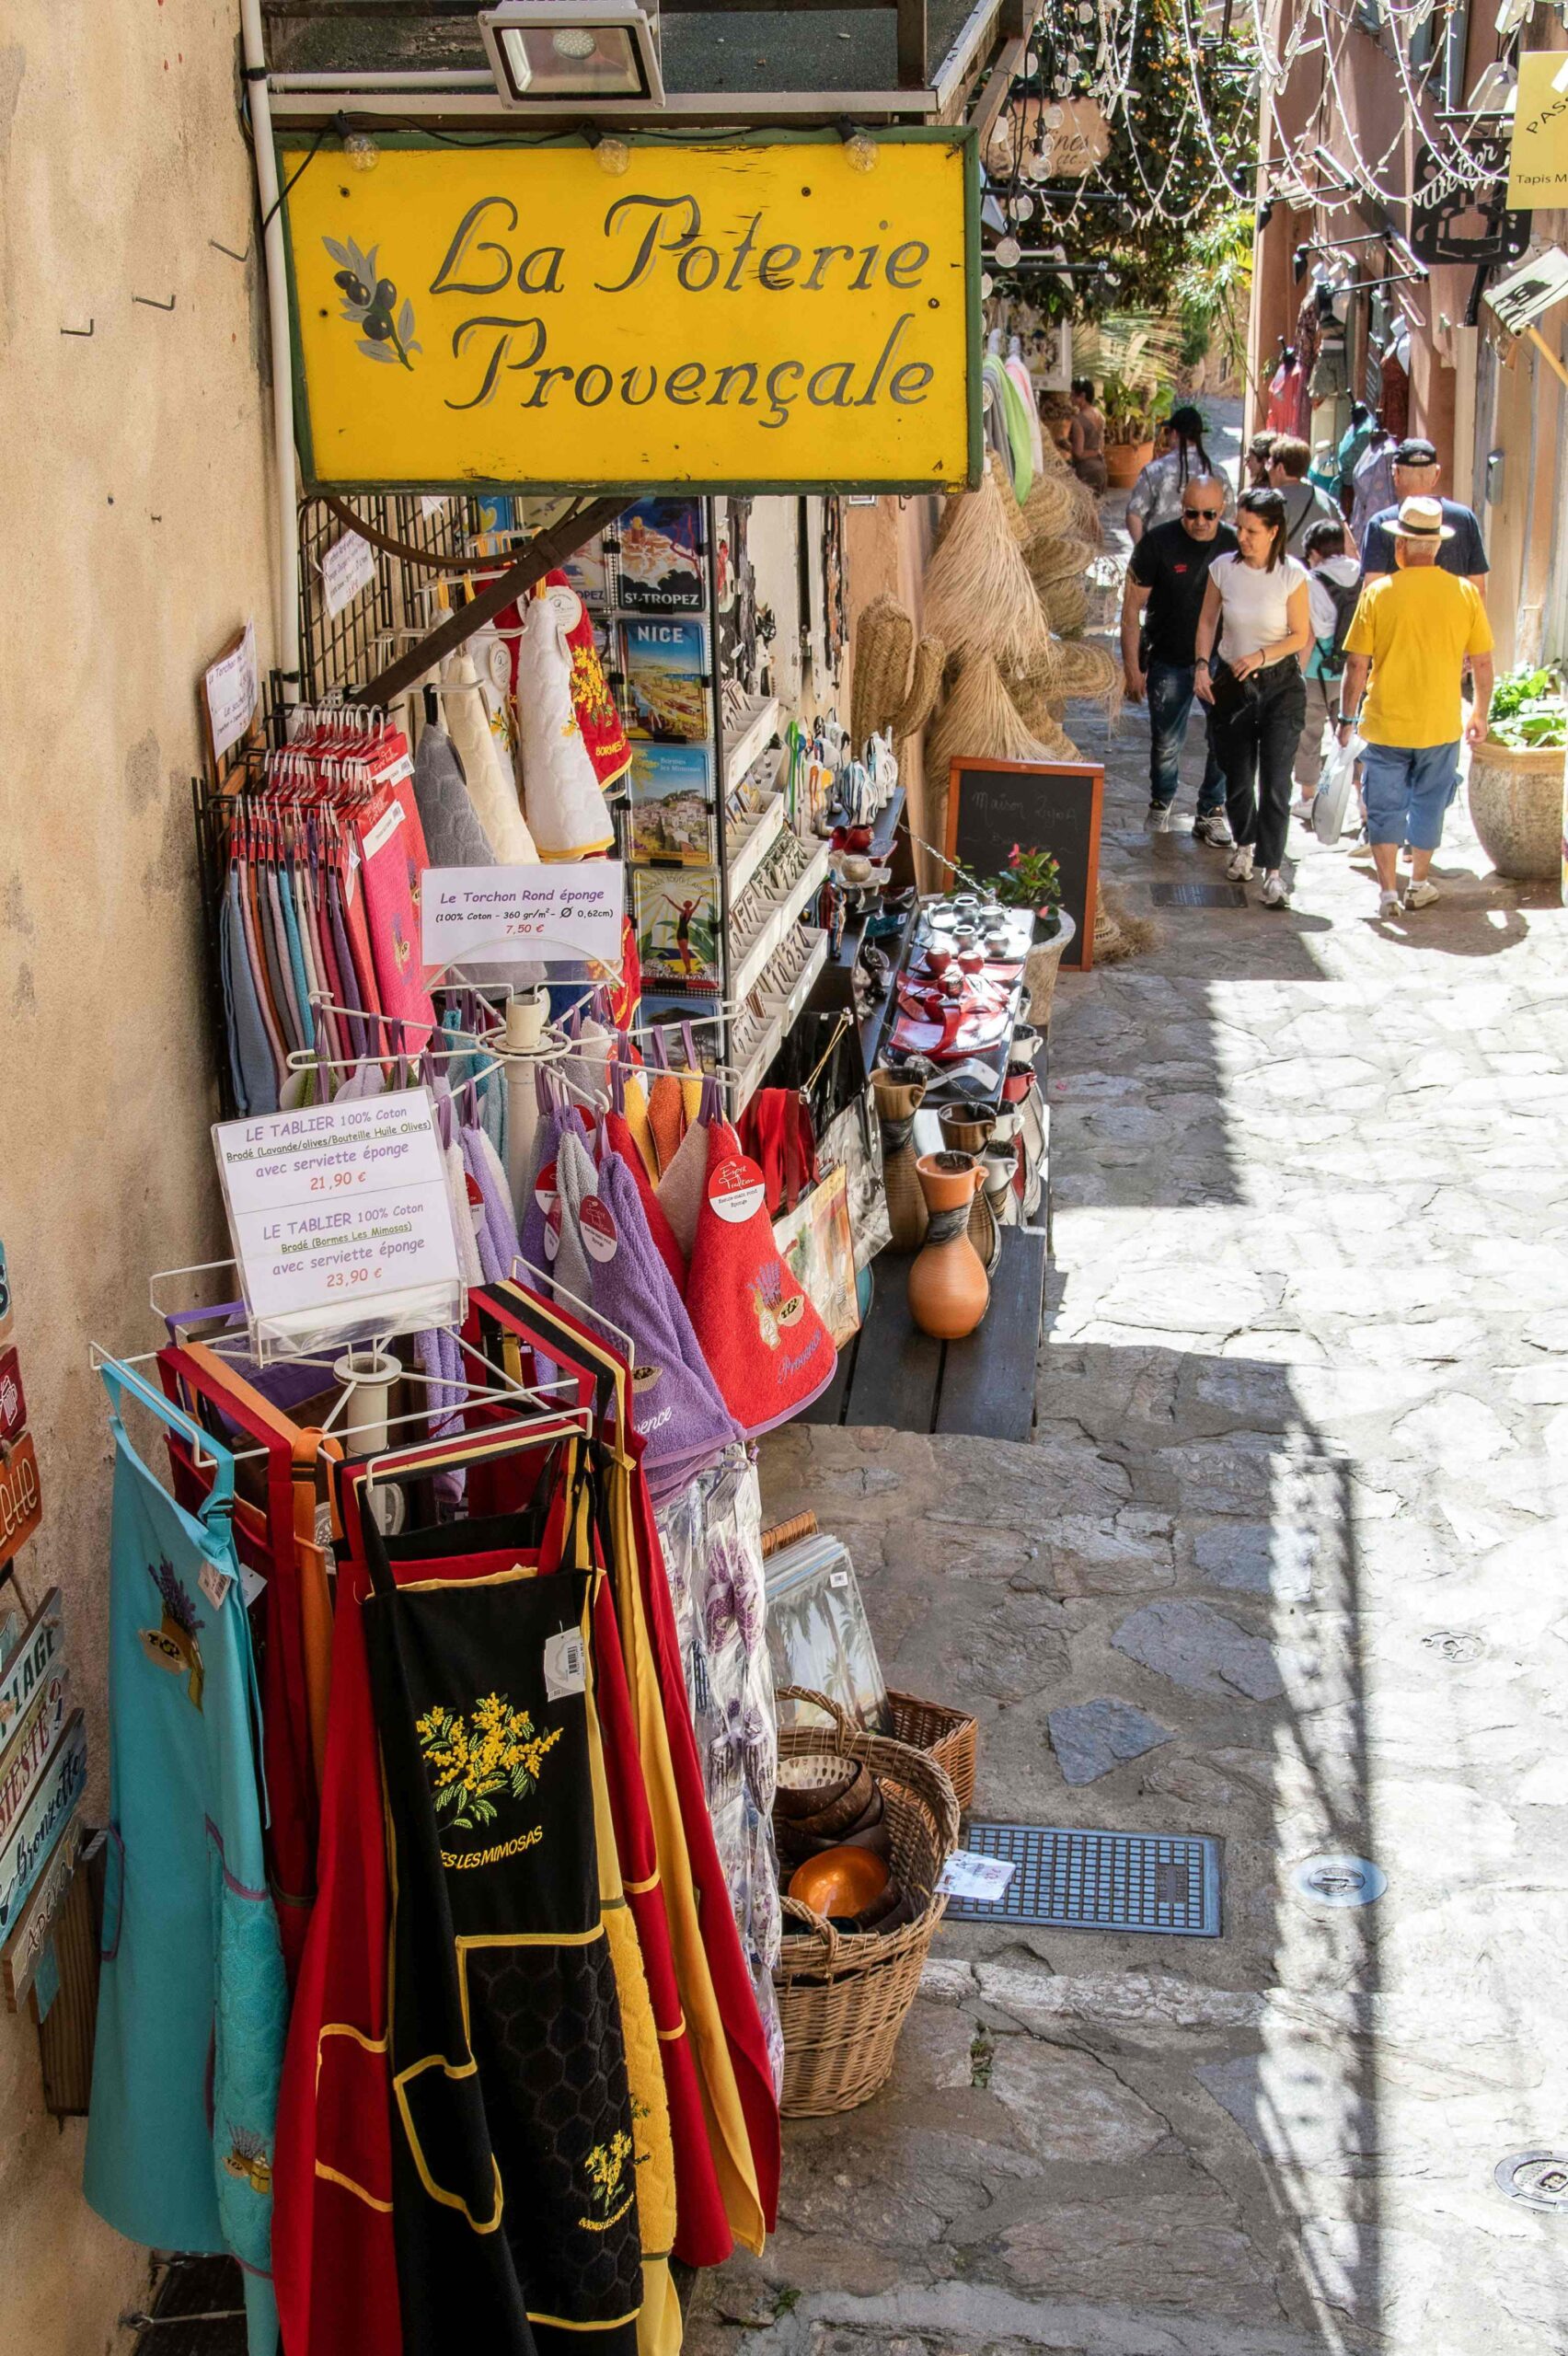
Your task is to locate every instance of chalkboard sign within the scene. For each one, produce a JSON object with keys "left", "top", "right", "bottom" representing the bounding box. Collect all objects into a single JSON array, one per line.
[{"left": 944, "top": 757, "right": 1103, "bottom": 972}]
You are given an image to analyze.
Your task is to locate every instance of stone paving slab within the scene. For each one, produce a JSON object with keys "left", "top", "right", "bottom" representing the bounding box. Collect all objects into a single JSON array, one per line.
[{"left": 695, "top": 437, "right": 1568, "bottom": 2356}]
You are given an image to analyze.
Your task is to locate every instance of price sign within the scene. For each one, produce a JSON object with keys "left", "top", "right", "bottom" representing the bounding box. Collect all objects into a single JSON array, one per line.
[
  {"left": 421, "top": 863, "right": 624, "bottom": 970},
  {"left": 213, "top": 1088, "right": 464, "bottom": 1357}
]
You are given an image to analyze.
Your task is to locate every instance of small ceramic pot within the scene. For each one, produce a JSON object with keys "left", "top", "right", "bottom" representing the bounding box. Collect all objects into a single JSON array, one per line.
[
  {"left": 938, "top": 1106, "right": 996, "bottom": 1156},
  {"left": 925, "top": 946, "right": 956, "bottom": 979},
  {"left": 837, "top": 854, "right": 872, "bottom": 885}
]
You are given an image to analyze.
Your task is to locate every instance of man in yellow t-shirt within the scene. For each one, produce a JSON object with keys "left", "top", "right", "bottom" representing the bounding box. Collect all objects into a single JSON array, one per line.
[{"left": 1336, "top": 496, "right": 1495, "bottom": 918}]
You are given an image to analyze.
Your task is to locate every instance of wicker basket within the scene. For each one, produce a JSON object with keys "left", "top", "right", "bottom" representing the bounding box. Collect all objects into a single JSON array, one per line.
[
  {"left": 774, "top": 1687, "right": 961, "bottom": 2116},
  {"left": 885, "top": 1689, "right": 978, "bottom": 1812}
]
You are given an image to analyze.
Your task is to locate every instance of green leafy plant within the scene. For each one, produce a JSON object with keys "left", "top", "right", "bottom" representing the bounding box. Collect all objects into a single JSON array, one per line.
[
  {"left": 1487, "top": 664, "right": 1567, "bottom": 749},
  {"left": 986, "top": 843, "right": 1063, "bottom": 914},
  {"left": 1101, "top": 371, "right": 1174, "bottom": 445},
  {"left": 1174, "top": 205, "right": 1255, "bottom": 381}
]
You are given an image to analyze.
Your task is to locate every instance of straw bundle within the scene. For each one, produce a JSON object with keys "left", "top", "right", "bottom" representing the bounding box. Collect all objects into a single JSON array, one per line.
[
  {"left": 922, "top": 463, "right": 1054, "bottom": 674},
  {"left": 925, "top": 655, "right": 1054, "bottom": 847},
  {"left": 1028, "top": 534, "right": 1093, "bottom": 588},
  {"left": 1066, "top": 476, "right": 1103, "bottom": 542},
  {"left": 1020, "top": 472, "right": 1078, "bottom": 544},
  {"left": 893, "top": 634, "right": 946, "bottom": 745},
  {"left": 1093, "top": 885, "right": 1159, "bottom": 964},
  {"left": 1043, "top": 575, "right": 1090, "bottom": 637},
  {"left": 850, "top": 594, "right": 916, "bottom": 750},
  {"left": 1009, "top": 669, "right": 1081, "bottom": 760},
  {"left": 995, "top": 463, "right": 1032, "bottom": 546}
]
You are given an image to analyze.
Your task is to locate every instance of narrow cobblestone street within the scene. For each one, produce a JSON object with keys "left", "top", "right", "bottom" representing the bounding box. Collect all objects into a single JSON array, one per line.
[{"left": 695, "top": 487, "right": 1568, "bottom": 2355}]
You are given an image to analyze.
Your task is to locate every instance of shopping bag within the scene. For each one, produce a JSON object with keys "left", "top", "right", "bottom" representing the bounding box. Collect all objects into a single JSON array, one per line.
[{"left": 1313, "top": 733, "right": 1360, "bottom": 846}]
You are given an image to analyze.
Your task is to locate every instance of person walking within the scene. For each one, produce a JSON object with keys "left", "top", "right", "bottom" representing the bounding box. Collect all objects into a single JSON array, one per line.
[
  {"left": 1357, "top": 436, "right": 1488, "bottom": 591},
  {"left": 1067, "top": 380, "right": 1108, "bottom": 493},
  {"left": 1266, "top": 435, "right": 1341, "bottom": 556},
  {"left": 1193, "top": 488, "right": 1312, "bottom": 908},
  {"left": 1291, "top": 517, "right": 1362, "bottom": 814},
  {"left": 1243, "top": 431, "right": 1278, "bottom": 490},
  {"left": 1121, "top": 475, "right": 1238, "bottom": 842},
  {"left": 1335, "top": 495, "right": 1494, "bottom": 918},
  {"left": 1125, "top": 405, "right": 1236, "bottom": 542}
]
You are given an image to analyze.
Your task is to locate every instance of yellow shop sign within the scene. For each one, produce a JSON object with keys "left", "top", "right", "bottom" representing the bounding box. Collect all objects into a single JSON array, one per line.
[
  {"left": 1507, "top": 52, "right": 1568, "bottom": 210},
  {"left": 282, "top": 132, "right": 979, "bottom": 494}
]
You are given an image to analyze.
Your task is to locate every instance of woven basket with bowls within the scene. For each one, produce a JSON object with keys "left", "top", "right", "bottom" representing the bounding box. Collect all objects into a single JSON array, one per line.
[{"left": 774, "top": 1687, "right": 961, "bottom": 2115}]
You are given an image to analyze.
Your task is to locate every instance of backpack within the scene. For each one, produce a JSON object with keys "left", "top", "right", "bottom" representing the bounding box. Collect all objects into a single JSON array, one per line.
[{"left": 1316, "top": 573, "right": 1359, "bottom": 677}]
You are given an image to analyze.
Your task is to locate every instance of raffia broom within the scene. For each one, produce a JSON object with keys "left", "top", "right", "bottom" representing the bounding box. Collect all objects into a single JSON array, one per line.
[
  {"left": 1094, "top": 885, "right": 1159, "bottom": 964},
  {"left": 923, "top": 459, "right": 1055, "bottom": 675},
  {"left": 892, "top": 634, "right": 946, "bottom": 745}
]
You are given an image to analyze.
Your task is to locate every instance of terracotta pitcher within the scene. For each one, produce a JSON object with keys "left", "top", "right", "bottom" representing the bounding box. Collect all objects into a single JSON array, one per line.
[
  {"left": 907, "top": 1151, "right": 989, "bottom": 1339},
  {"left": 871, "top": 1067, "right": 929, "bottom": 1251}
]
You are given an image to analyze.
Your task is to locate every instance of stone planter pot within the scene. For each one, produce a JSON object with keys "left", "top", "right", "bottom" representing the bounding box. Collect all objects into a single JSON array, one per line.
[
  {"left": 1467, "top": 737, "right": 1566, "bottom": 884},
  {"left": 1104, "top": 439, "right": 1154, "bottom": 490},
  {"left": 1021, "top": 908, "right": 1076, "bottom": 1025}
]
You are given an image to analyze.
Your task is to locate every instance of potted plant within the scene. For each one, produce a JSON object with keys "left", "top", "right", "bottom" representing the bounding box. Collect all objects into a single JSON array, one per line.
[
  {"left": 981, "top": 844, "right": 1076, "bottom": 1023},
  {"left": 1468, "top": 664, "right": 1567, "bottom": 884},
  {"left": 1101, "top": 373, "right": 1173, "bottom": 490}
]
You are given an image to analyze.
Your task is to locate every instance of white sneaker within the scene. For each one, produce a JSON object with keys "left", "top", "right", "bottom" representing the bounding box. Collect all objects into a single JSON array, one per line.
[
  {"left": 1290, "top": 796, "right": 1315, "bottom": 823},
  {"left": 1193, "top": 813, "right": 1233, "bottom": 847},
  {"left": 1146, "top": 802, "right": 1173, "bottom": 832},
  {"left": 1226, "top": 846, "right": 1255, "bottom": 882},
  {"left": 1260, "top": 870, "right": 1289, "bottom": 908},
  {"left": 1403, "top": 879, "right": 1440, "bottom": 909},
  {"left": 1378, "top": 887, "right": 1402, "bottom": 919}
]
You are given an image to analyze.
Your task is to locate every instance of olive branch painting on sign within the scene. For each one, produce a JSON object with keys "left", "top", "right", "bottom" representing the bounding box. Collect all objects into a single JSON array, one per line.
[{"left": 323, "top": 235, "right": 421, "bottom": 370}]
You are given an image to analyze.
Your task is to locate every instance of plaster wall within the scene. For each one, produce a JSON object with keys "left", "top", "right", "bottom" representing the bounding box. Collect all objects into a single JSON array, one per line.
[{"left": 0, "top": 4, "right": 277, "bottom": 2347}]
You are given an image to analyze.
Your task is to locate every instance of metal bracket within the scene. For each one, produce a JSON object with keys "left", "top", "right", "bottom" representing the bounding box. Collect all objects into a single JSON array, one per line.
[
  {"left": 60, "top": 320, "right": 94, "bottom": 338},
  {"left": 352, "top": 496, "right": 623, "bottom": 708},
  {"left": 132, "top": 293, "right": 178, "bottom": 312}
]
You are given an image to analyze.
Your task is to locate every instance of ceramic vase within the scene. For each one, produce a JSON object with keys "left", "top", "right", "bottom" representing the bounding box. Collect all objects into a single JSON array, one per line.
[
  {"left": 871, "top": 1067, "right": 929, "bottom": 1250},
  {"left": 907, "top": 1151, "right": 989, "bottom": 1339}
]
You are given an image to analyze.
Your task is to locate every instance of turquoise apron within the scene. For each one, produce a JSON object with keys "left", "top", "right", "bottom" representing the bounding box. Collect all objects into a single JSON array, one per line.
[{"left": 84, "top": 1359, "right": 287, "bottom": 2356}]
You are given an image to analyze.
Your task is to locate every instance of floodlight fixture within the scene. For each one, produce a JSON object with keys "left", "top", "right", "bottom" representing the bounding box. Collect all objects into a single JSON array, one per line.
[{"left": 478, "top": 0, "right": 664, "bottom": 106}]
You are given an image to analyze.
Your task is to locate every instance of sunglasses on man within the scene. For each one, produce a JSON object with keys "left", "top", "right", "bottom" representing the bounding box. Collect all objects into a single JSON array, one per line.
[{"left": 1182, "top": 505, "right": 1222, "bottom": 520}]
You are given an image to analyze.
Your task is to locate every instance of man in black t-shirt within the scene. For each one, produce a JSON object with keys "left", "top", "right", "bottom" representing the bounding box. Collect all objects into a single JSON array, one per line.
[{"left": 1122, "top": 478, "right": 1239, "bottom": 843}]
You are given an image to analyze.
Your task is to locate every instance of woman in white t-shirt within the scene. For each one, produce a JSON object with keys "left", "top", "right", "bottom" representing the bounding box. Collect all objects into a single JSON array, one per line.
[{"left": 1193, "top": 488, "right": 1312, "bottom": 908}]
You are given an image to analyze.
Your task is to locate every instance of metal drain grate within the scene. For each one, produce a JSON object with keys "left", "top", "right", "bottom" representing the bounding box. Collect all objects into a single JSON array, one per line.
[
  {"left": 1148, "top": 881, "right": 1248, "bottom": 907},
  {"left": 945, "top": 1821, "right": 1222, "bottom": 1936}
]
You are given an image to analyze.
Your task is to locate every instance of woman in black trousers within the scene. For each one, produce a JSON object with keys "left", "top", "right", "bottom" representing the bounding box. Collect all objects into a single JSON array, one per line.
[{"left": 1193, "top": 489, "right": 1312, "bottom": 908}]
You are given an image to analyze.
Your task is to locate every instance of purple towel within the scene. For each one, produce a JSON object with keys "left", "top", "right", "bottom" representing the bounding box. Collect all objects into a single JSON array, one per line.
[{"left": 589, "top": 1149, "right": 740, "bottom": 1492}]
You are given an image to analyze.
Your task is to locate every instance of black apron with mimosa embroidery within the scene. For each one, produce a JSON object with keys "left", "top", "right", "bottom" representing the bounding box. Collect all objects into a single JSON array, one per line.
[{"left": 359, "top": 1506, "right": 642, "bottom": 2356}]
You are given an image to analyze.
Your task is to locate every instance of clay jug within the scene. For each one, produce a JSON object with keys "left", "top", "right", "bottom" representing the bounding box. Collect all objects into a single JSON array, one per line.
[
  {"left": 871, "top": 1067, "right": 929, "bottom": 1251},
  {"left": 907, "top": 1151, "right": 989, "bottom": 1339}
]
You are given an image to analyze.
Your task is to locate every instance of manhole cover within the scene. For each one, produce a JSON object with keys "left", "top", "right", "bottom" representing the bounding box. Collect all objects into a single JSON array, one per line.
[
  {"left": 1148, "top": 881, "right": 1249, "bottom": 907},
  {"left": 1493, "top": 2151, "right": 1568, "bottom": 2211},
  {"left": 1291, "top": 1854, "right": 1387, "bottom": 1907},
  {"left": 1423, "top": 1629, "right": 1485, "bottom": 1664},
  {"left": 945, "top": 1821, "right": 1221, "bottom": 1937}
]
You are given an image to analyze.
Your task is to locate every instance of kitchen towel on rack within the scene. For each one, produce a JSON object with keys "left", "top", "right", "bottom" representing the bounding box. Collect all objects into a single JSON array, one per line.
[{"left": 85, "top": 1359, "right": 286, "bottom": 2356}]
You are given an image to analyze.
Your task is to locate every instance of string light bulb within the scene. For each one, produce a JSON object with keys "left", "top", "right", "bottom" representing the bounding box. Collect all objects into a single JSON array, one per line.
[
  {"left": 995, "top": 234, "right": 1022, "bottom": 267},
  {"left": 594, "top": 134, "right": 631, "bottom": 174},
  {"left": 343, "top": 132, "right": 380, "bottom": 171},
  {"left": 844, "top": 132, "right": 878, "bottom": 171}
]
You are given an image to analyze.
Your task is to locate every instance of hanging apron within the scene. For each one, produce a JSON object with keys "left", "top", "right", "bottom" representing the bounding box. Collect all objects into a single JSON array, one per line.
[
  {"left": 472, "top": 1286, "right": 777, "bottom": 2251},
  {"left": 359, "top": 1481, "right": 643, "bottom": 2356},
  {"left": 84, "top": 1360, "right": 286, "bottom": 2356}
]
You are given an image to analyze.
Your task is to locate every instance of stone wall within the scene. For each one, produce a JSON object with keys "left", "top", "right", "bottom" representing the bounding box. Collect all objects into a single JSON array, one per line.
[{"left": 0, "top": 3, "right": 276, "bottom": 2345}]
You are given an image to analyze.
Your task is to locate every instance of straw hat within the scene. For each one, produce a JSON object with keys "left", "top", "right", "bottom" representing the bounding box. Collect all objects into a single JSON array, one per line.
[{"left": 1393, "top": 494, "right": 1454, "bottom": 541}]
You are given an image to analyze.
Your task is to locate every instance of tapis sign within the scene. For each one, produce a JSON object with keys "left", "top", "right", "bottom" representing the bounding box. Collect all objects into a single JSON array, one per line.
[
  {"left": 281, "top": 132, "right": 978, "bottom": 492},
  {"left": 1507, "top": 52, "right": 1568, "bottom": 210}
]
